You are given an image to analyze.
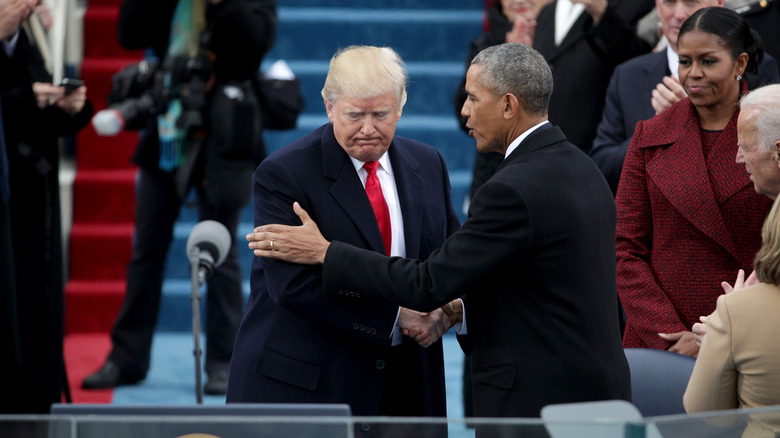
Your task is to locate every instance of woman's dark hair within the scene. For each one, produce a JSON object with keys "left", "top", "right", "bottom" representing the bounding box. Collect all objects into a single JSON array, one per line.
[{"left": 678, "top": 6, "right": 764, "bottom": 75}]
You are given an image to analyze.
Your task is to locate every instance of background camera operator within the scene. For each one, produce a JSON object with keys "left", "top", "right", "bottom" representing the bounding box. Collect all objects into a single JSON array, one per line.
[{"left": 82, "top": 0, "right": 277, "bottom": 395}]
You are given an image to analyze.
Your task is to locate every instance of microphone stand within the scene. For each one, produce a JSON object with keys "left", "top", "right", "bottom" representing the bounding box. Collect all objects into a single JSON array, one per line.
[{"left": 189, "top": 247, "right": 205, "bottom": 404}]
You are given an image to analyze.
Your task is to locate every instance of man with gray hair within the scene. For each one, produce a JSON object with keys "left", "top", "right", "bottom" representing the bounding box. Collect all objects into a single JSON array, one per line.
[
  {"left": 227, "top": 46, "right": 459, "bottom": 434},
  {"left": 247, "top": 43, "right": 631, "bottom": 420},
  {"left": 693, "top": 83, "right": 780, "bottom": 345}
]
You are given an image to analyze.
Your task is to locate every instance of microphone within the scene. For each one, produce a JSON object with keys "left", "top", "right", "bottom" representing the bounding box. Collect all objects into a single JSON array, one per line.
[
  {"left": 186, "top": 220, "right": 232, "bottom": 285},
  {"left": 91, "top": 94, "right": 155, "bottom": 136}
]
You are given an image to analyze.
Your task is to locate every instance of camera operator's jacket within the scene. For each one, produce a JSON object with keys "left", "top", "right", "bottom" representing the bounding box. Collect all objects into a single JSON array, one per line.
[{"left": 118, "top": 0, "right": 277, "bottom": 203}]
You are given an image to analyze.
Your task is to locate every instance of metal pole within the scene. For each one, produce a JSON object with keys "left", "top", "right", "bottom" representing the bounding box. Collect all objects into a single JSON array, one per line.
[{"left": 189, "top": 248, "right": 204, "bottom": 404}]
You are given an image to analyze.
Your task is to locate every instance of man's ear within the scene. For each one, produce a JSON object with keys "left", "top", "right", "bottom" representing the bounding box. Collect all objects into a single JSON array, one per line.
[
  {"left": 503, "top": 93, "right": 520, "bottom": 120},
  {"left": 774, "top": 140, "right": 780, "bottom": 167}
]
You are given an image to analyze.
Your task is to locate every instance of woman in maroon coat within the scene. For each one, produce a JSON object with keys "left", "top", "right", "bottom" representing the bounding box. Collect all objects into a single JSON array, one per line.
[{"left": 616, "top": 7, "right": 772, "bottom": 356}]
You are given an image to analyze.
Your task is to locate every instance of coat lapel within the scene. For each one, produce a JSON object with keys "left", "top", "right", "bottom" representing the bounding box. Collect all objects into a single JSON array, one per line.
[
  {"left": 544, "top": 9, "right": 589, "bottom": 64},
  {"left": 704, "top": 100, "right": 753, "bottom": 205},
  {"left": 388, "top": 140, "right": 424, "bottom": 259},
  {"left": 321, "top": 125, "right": 386, "bottom": 254},
  {"left": 644, "top": 101, "right": 737, "bottom": 257}
]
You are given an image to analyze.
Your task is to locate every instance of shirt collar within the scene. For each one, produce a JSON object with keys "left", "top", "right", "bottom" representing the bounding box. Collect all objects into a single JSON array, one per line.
[
  {"left": 349, "top": 150, "right": 393, "bottom": 176},
  {"left": 666, "top": 45, "right": 679, "bottom": 79},
  {"left": 505, "top": 121, "right": 550, "bottom": 158}
]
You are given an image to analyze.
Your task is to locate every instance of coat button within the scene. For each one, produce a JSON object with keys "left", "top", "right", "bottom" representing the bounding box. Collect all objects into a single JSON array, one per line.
[
  {"left": 376, "top": 359, "right": 385, "bottom": 369},
  {"left": 370, "top": 328, "right": 377, "bottom": 335},
  {"left": 353, "top": 323, "right": 359, "bottom": 330},
  {"left": 361, "top": 423, "right": 371, "bottom": 432}
]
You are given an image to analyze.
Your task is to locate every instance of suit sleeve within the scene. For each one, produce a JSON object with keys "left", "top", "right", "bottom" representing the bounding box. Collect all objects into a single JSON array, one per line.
[
  {"left": 683, "top": 294, "right": 739, "bottom": 413},
  {"left": 252, "top": 157, "right": 399, "bottom": 347},
  {"left": 616, "top": 121, "right": 688, "bottom": 349},
  {"left": 323, "top": 177, "right": 533, "bottom": 312},
  {"left": 590, "top": 65, "right": 630, "bottom": 195}
]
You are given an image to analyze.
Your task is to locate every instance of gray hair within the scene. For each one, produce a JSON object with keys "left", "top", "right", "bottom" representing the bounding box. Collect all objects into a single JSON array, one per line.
[
  {"left": 321, "top": 45, "right": 408, "bottom": 109},
  {"left": 470, "top": 43, "right": 553, "bottom": 117},
  {"left": 740, "top": 84, "right": 780, "bottom": 153}
]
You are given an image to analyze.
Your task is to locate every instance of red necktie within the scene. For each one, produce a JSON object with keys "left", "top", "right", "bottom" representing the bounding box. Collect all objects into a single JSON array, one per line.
[{"left": 363, "top": 161, "right": 392, "bottom": 256}]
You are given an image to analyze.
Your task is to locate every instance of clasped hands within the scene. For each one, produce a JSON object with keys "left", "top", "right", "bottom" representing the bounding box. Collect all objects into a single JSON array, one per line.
[{"left": 399, "top": 299, "right": 463, "bottom": 348}]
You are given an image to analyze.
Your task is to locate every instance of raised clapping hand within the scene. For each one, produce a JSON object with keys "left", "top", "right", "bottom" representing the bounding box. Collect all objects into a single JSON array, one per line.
[
  {"left": 506, "top": 16, "right": 535, "bottom": 46},
  {"left": 651, "top": 76, "right": 687, "bottom": 115},
  {"left": 692, "top": 269, "right": 757, "bottom": 347},
  {"left": 247, "top": 202, "right": 330, "bottom": 264}
]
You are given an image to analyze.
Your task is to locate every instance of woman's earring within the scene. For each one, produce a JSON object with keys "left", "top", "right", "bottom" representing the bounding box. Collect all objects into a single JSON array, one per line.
[{"left": 737, "top": 74, "right": 743, "bottom": 81}]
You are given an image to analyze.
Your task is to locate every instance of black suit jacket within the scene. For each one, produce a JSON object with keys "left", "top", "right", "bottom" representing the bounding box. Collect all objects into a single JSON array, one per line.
[
  {"left": 226, "top": 124, "right": 461, "bottom": 418},
  {"left": 323, "top": 124, "right": 631, "bottom": 418},
  {"left": 533, "top": 0, "right": 652, "bottom": 153}
]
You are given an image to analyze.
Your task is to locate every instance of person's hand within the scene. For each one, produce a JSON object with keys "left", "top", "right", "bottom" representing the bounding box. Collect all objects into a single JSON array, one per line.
[
  {"left": 572, "top": 0, "right": 608, "bottom": 24},
  {"left": 399, "top": 307, "right": 451, "bottom": 348},
  {"left": 248, "top": 202, "right": 330, "bottom": 264},
  {"left": 0, "top": 0, "right": 36, "bottom": 40},
  {"left": 721, "top": 269, "right": 757, "bottom": 293},
  {"left": 34, "top": 3, "right": 52, "bottom": 30},
  {"left": 33, "top": 83, "right": 87, "bottom": 115},
  {"left": 441, "top": 299, "right": 463, "bottom": 327},
  {"left": 506, "top": 16, "right": 535, "bottom": 46},
  {"left": 658, "top": 331, "right": 698, "bottom": 357},
  {"left": 692, "top": 315, "right": 709, "bottom": 347},
  {"left": 693, "top": 269, "right": 758, "bottom": 347},
  {"left": 56, "top": 85, "right": 87, "bottom": 115},
  {"left": 651, "top": 76, "right": 686, "bottom": 115}
]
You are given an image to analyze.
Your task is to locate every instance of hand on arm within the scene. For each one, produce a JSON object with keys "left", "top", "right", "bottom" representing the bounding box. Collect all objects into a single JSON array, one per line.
[
  {"left": 651, "top": 76, "right": 686, "bottom": 115},
  {"left": 248, "top": 202, "right": 330, "bottom": 264}
]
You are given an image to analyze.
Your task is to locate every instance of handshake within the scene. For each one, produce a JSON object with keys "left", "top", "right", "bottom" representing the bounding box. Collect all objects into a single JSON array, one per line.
[{"left": 398, "top": 299, "right": 463, "bottom": 348}]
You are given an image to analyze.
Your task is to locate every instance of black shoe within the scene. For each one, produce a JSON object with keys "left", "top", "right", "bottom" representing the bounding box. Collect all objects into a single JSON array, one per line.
[
  {"left": 81, "top": 361, "right": 142, "bottom": 389},
  {"left": 204, "top": 369, "right": 229, "bottom": 395}
]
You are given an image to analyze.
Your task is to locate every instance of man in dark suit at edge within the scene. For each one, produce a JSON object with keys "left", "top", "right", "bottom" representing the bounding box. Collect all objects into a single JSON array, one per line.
[
  {"left": 247, "top": 43, "right": 631, "bottom": 428},
  {"left": 227, "top": 45, "right": 460, "bottom": 437}
]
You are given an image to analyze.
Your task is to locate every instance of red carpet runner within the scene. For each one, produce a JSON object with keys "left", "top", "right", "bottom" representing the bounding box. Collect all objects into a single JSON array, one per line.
[{"left": 64, "top": 0, "right": 143, "bottom": 403}]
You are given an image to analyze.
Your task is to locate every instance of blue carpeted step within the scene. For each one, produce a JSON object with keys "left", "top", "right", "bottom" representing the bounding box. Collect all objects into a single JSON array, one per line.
[
  {"left": 265, "top": 60, "right": 469, "bottom": 117},
  {"left": 267, "top": 8, "right": 482, "bottom": 62},
  {"left": 156, "top": 279, "right": 251, "bottom": 332},
  {"left": 264, "top": 114, "right": 476, "bottom": 172},
  {"left": 278, "top": 0, "right": 480, "bottom": 9}
]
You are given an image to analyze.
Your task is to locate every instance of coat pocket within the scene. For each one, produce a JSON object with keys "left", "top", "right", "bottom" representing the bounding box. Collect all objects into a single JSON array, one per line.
[
  {"left": 472, "top": 364, "right": 517, "bottom": 390},
  {"left": 256, "top": 347, "right": 321, "bottom": 391}
]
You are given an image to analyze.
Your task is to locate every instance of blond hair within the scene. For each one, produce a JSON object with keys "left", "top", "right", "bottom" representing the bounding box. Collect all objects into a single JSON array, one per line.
[
  {"left": 755, "top": 196, "right": 780, "bottom": 285},
  {"left": 321, "top": 45, "right": 407, "bottom": 109}
]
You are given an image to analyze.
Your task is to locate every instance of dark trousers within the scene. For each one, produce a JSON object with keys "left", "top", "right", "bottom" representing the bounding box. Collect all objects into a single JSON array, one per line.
[{"left": 108, "top": 167, "right": 245, "bottom": 378}]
